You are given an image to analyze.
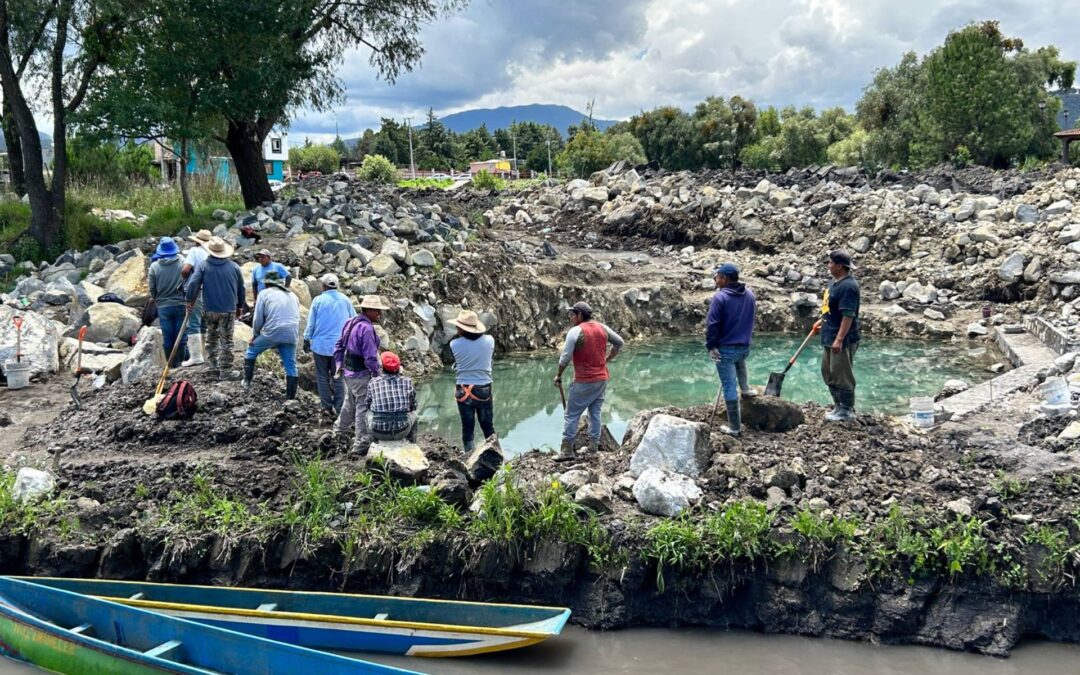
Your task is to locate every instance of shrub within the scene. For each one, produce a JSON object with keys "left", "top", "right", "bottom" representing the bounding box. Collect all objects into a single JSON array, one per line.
[
  {"left": 289, "top": 144, "right": 341, "bottom": 174},
  {"left": 471, "top": 170, "right": 499, "bottom": 190},
  {"left": 357, "top": 154, "right": 399, "bottom": 183}
]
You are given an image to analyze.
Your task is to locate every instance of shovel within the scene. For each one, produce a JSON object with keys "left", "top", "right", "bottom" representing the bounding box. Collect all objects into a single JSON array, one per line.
[
  {"left": 70, "top": 326, "right": 89, "bottom": 409},
  {"left": 12, "top": 316, "right": 23, "bottom": 363},
  {"left": 143, "top": 310, "right": 191, "bottom": 415},
  {"left": 764, "top": 321, "right": 821, "bottom": 398}
]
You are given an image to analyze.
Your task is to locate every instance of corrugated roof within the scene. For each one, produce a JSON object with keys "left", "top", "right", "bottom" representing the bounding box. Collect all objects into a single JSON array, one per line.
[{"left": 1054, "top": 129, "right": 1080, "bottom": 139}]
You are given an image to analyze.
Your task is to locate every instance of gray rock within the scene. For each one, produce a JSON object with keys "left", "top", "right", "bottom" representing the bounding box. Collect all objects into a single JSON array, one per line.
[
  {"left": 574, "top": 483, "right": 613, "bottom": 515},
  {"left": 366, "top": 254, "right": 401, "bottom": 278},
  {"left": 121, "top": 327, "right": 165, "bottom": 384},
  {"left": 366, "top": 440, "right": 430, "bottom": 484},
  {"left": 557, "top": 469, "right": 594, "bottom": 493},
  {"left": 632, "top": 468, "right": 702, "bottom": 517},
  {"left": 628, "top": 414, "right": 710, "bottom": 478},
  {"left": 879, "top": 281, "right": 900, "bottom": 300},
  {"left": 0, "top": 307, "right": 59, "bottom": 376},
  {"left": 85, "top": 302, "right": 141, "bottom": 343},
  {"left": 1023, "top": 256, "right": 1043, "bottom": 283},
  {"left": 464, "top": 435, "right": 504, "bottom": 485},
  {"left": 1015, "top": 204, "right": 1038, "bottom": 223},
  {"left": 966, "top": 323, "right": 988, "bottom": 337},
  {"left": 381, "top": 239, "right": 409, "bottom": 264},
  {"left": 410, "top": 249, "right": 437, "bottom": 267},
  {"left": 997, "top": 252, "right": 1025, "bottom": 283}
]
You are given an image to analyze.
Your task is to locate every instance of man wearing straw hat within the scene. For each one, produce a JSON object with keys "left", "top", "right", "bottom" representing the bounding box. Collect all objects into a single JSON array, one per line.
[
  {"left": 148, "top": 237, "right": 187, "bottom": 368},
  {"left": 243, "top": 271, "right": 300, "bottom": 398},
  {"left": 179, "top": 229, "right": 213, "bottom": 367},
  {"left": 449, "top": 309, "right": 496, "bottom": 451},
  {"left": 303, "top": 273, "right": 355, "bottom": 415},
  {"left": 185, "top": 236, "right": 245, "bottom": 381},
  {"left": 333, "top": 294, "right": 389, "bottom": 453}
]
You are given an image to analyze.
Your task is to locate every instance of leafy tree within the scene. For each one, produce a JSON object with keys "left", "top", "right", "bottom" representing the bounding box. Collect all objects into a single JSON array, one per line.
[
  {"left": 628, "top": 106, "right": 699, "bottom": 170},
  {"left": 775, "top": 106, "right": 828, "bottom": 169},
  {"left": 462, "top": 124, "right": 496, "bottom": 161},
  {"left": 693, "top": 96, "right": 757, "bottom": 168},
  {"left": 67, "top": 135, "right": 156, "bottom": 188},
  {"left": 355, "top": 129, "right": 377, "bottom": 161},
  {"left": 826, "top": 127, "right": 871, "bottom": 167},
  {"left": 739, "top": 136, "right": 782, "bottom": 171},
  {"left": 0, "top": 0, "right": 131, "bottom": 252},
  {"left": 418, "top": 107, "right": 454, "bottom": 170},
  {"left": 556, "top": 129, "right": 645, "bottom": 177},
  {"left": 330, "top": 134, "right": 350, "bottom": 160},
  {"left": 288, "top": 145, "right": 340, "bottom": 174},
  {"left": 755, "top": 106, "right": 782, "bottom": 138},
  {"left": 856, "top": 51, "right": 925, "bottom": 168},
  {"left": 372, "top": 118, "right": 410, "bottom": 165},
  {"left": 357, "top": 154, "right": 398, "bottom": 183}
]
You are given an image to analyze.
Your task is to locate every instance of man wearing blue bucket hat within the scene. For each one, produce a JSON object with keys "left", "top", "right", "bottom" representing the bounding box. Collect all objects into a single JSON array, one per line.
[{"left": 148, "top": 237, "right": 187, "bottom": 367}]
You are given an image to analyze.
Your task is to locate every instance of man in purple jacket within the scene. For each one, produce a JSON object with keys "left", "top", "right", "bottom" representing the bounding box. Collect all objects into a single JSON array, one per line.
[
  {"left": 333, "top": 294, "right": 388, "bottom": 453},
  {"left": 705, "top": 262, "right": 757, "bottom": 437}
]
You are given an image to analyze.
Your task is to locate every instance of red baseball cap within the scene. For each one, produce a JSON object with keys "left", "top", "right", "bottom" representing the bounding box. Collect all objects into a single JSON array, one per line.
[{"left": 381, "top": 351, "right": 401, "bottom": 373}]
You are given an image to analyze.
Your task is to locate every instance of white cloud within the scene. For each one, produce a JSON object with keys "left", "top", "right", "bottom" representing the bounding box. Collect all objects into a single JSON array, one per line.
[{"left": 290, "top": 0, "right": 1078, "bottom": 136}]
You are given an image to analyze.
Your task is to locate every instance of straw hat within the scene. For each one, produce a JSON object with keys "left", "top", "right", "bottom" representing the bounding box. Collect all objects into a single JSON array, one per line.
[
  {"left": 450, "top": 309, "right": 487, "bottom": 334},
  {"left": 188, "top": 229, "right": 213, "bottom": 245},
  {"left": 359, "top": 294, "right": 390, "bottom": 310},
  {"left": 206, "top": 236, "right": 234, "bottom": 259}
]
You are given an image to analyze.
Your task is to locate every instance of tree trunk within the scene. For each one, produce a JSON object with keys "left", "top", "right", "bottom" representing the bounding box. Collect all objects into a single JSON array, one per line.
[
  {"left": 225, "top": 119, "right": 273, "bottom": 207},
  {"left": 1, "top": 97, "right": 25, "bottom": 196},
  {"left": 179, "top": 138, "right": 193, "bottom": 215}
]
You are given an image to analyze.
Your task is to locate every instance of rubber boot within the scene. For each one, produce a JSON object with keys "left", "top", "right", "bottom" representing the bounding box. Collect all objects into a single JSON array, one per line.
[
  {"left": 741, "top": 388, "right": 758, "bottom": 400},
  {"left": 824, "top": 386, "right": 843, "bottom": 421},
  {"left": 587, "top": 439, "right": 600, "bottom": 453},
  {"left": 180, "top": 334, "right": 204, "bottom": 367},
  {"left": 285, "top": 376, "right": 298, "bottom": 400},
  {"left": 241, "top": 359, "right": 256, "bottom": 390},
  {"left": 555, "top": 439, "right": 576, "bottom": 462},
  {"left": 720, "top": 399, "right": 742, "bottom": 437},
  {"left": 827, "top": 389, "right": 856, "bottom": 422}
]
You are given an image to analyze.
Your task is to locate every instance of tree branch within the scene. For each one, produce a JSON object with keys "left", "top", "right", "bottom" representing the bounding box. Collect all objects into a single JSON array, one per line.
[{"left": 15, "top": 2, "right": 58, "bottom": 79}]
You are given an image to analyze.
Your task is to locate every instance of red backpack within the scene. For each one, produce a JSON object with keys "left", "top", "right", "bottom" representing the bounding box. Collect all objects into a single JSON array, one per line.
[{"left": 156, "top": 380, "right": 198, "bottom": 419}]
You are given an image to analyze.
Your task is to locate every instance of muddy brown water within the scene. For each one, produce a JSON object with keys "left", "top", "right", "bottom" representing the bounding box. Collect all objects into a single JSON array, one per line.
[{"left": 4, "top": 627, "right": 1078, "bottom": 674}]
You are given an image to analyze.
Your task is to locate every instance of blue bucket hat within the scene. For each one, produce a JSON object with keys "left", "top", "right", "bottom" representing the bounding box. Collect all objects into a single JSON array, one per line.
[{"left": 153, "top": 237, "right": 180, "bottom": 260}]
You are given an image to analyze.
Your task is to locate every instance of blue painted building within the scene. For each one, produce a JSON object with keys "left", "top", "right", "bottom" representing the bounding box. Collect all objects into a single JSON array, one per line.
[{"left": 156, "top": 131, "right": 288, "bottom": 185}]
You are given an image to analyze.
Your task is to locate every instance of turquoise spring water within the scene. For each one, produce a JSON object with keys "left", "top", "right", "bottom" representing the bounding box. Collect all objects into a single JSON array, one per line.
[{"left": 416, "top": 335, "right": 997, "bottom": 456}]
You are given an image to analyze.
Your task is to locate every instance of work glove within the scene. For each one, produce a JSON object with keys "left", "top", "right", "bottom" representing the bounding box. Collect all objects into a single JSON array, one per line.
[
  {"left": 303, "top": 339, "right": 311, "bottom": 353},
  {"left": 708, "top": 348, "right": 721, "bottom": 362}
]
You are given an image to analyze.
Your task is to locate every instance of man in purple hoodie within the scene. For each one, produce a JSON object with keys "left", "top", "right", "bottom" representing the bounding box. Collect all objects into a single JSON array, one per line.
[
  {"left": 333, "top": 294, "right": 387, "bottom": 453},
  {"left": 705, "top": 262, "right": 757, "bottom": 437}
]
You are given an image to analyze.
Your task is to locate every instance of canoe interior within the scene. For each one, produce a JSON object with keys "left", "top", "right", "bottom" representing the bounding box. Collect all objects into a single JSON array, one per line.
[
  {"left": 0, "top": 577, "right": 420, "bottom": 675},
  {"left": 21, "top": 577, "right": 570, "bottom": 634}
]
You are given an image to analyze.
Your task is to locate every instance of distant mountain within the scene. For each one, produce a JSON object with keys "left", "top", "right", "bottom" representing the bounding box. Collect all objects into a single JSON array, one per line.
[
  {"left": 0, "top": 131, "right": 52, "bottom": 154},
  {"left": 1056, "top": 90, "right": 1079, "bottom": 130},
  {"left": 438, "top": 104, "right": 620, "bottom": 134}
]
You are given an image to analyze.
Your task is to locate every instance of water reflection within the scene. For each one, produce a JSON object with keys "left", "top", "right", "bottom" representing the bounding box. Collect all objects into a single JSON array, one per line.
[{"left": 418, "top": 335, "right": 996, "bottom": 456}]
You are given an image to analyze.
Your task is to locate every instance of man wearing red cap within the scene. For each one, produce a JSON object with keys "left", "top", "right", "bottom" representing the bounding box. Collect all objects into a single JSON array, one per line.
[{"left": 366, "top": 352, "right": 418, "bottom": 443}]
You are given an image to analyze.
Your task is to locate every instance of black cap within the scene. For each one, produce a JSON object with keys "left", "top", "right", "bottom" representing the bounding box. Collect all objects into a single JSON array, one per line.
[
  {"left": 570, "top": 301, "right": 592, "bottom": 314},
  {"left": 829, "top": 250, "right": 857, "bottom": 270}
]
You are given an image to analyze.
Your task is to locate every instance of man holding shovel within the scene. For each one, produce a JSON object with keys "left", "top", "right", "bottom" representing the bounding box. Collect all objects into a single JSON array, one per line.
[
  {"left": 553, "top": 301, "right": 624, "bottom": 461},
  {"left": 705, "top": 263, "right": 757, "bottom": 437},
  {"left": 821, "top": 250, "right": 861, "bottom": 422}
]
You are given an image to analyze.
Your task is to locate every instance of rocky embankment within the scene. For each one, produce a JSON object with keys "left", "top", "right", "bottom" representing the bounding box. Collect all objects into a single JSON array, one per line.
[{"left": 4, "top": 162, "right": 1080, "bottom": 657}]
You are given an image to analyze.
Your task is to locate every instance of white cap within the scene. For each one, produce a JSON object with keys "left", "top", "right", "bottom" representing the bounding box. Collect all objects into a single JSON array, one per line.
[{"left": 320, "top": 273, "right": 339, "bottom": 289}]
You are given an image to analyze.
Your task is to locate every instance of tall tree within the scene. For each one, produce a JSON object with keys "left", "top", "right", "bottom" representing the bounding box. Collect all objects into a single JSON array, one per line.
[
  {"left": 628, "top": 106, "right": 699, "bottom": 170},
  {"left": 0, "top": 0, "right": 129, "bottom": 252}
]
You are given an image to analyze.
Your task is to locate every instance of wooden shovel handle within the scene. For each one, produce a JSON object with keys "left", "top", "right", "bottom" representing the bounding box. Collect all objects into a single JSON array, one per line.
[{"left": 156, "top": 310, "right": 192, "bottom": 396}]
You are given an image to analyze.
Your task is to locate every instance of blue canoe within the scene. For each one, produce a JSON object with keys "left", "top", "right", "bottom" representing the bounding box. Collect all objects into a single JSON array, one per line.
[
  {"left": 0, "top": 576, "right": 421, "bottom": 674},
  {"left": 19, "top": 577, "right": 571, "bottom": 658}
]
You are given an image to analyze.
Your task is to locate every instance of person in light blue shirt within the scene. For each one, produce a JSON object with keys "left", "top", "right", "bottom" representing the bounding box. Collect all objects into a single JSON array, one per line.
[
  {"left": 243, "top": 271, "right": 300, "bottom": 399},
  {"left": 449, "top": 310, "right": 496, "bottom": 451},
  {"left": 251, "top": 249, "right": 292, "bottom": 301},
  {"left": 303, "top": 273, "right": 356, "bottom": 414}
]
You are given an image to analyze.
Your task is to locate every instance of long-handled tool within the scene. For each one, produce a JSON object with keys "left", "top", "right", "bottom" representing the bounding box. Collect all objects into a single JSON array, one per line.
[
  {"left": 70, "top": 326, "right": 89, "bottom": 409},
  {"left": 764, "top": 321, "right": 820, "bottom": 397},
  {"left": 143, "top": 311, "right": 191, "bottom": 415},
  {"left": 556, "top": 379, "right": 567, "bottom": 409},
  {"left": 707, "top": 383, "right": 724, "bottom": 428},
  {"left": 12, "top": 316, "right": 23, "bottom": 363}
]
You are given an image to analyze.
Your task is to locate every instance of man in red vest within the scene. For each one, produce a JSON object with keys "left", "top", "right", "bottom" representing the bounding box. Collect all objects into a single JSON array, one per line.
[{"left": 553, "top": 301, "right": 625, "bottom": 461}]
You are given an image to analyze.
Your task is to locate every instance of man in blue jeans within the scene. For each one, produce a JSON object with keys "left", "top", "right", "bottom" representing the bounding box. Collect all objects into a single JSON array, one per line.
[
  {"left": 243, "top": 271, "right": 300, "bottom": 398},
  {"left": 148, "top": 237, "right": 187, "bottom": 367},
  {"left": 705, "top": 263, "right": 757, "bottom": 437}
]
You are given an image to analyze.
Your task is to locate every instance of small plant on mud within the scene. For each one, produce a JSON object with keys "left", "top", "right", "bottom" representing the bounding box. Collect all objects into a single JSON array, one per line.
[
  {"left": 0, "top": 467, "right": 70, "bottom": 535},
  {"left": 470, "top": 170, "right": 500, "bottom": 191},
  {"left": 133, "top": 483, "right": 150, "bottom": 500},
  {"left": 158, "top": 471, "right": 267, "bottom": 547},
  {"left": 928, "top": 516, "right": 991, "bottom": 578},
  {"left": 787, "top": 509, "right": 859, "bottom": 569},
  {"left": 1024, "top": 525, "right": 1079, "bottom": 585},
  {"left": 991, "top": 471, "right": 1027, "bottom": 501},
  {"left": 861, "top": 505, "right": 932, "bottom": 581}
]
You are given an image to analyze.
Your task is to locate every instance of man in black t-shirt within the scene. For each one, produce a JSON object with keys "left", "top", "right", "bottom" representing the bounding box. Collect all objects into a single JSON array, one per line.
[{"left": 821, "top": 250, "right": 861, "bottom": 421}]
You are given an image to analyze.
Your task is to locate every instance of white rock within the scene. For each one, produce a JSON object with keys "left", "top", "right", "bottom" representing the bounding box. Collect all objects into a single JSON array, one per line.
[
  {"left": 628, "top": 414, "right": 710, "bottom": 478},
  {"left": 0, "top": 307, "right": 59, "bottom": 376},
  {"left": 380, "top": 239, "right": 410, "bottom": 264},
  {"left": 410, "top": 250, "right": 437, "bottom": 267},
  {"left": 997, "top": 251, "right": 1025, "bottom": 283},
  {"left": 12, "top": 468, "right": 55, "bottom": 503},
  {"left": 85, "top": 302, "right": 141, "bottom": 343},
  {"left": 121, "top": 326, "right": 166, "bottom": 384},
  {"left": 632, "top": 467, "right": 702, "bottom": 517},
  {"left": 966, "top": 323, "right": 988, "bottom": 337}
]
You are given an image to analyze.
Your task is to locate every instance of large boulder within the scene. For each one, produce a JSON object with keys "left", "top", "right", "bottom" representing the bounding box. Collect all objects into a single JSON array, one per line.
[
  {"left": 367, "top": 254, "right": 401, "bottom": 278},
  {"left": 105, "top": 251, "right": 149, "bottom": 306},
  {"left": 632, "top": 468, "right": 702, "bottom": 517},
  {"left": 741, "top": 396, "right": 805, "bottom": 432},
  {"left": 0, "top": 307, "right": 59, "bottom": 376},
  {"left": 464, "top": 435, "right": 504, "bottom": 485},
  {"left": 997, "top": 252, "right": 1025, "bottom": 283},
  {"left": 367, "top": 441, "right": 430, "bottom": 484},
  {"left": 63, "top": 339, "right": 125, "bottom": 382},
  {"left": 85, "top": 302, "right": 141, "bottom": 343},
  {"left": 628, "top": 413, "right": 710, "bottom": 478},
  {"left": 380, "top": 239, "right": 409, "bottom": 264},
  {"left": 121, "top": 327, "right": 166, "bottom": 384}
]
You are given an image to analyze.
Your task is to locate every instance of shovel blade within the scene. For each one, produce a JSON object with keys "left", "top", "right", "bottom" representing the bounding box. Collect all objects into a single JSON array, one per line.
[
  {"left": 764, "top": 372, "right": 785, "bottom": 397},
  {"left": 143, "top": 394, "right": 164, "bottom": 416},
  {"left": 70, "top": 384, "right": 81, "bottom": 410}
]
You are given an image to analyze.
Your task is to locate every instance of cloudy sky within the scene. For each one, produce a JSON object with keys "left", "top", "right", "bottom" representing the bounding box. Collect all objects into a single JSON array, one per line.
[{"left": 290, "top": 0, "right": 1076, "bottom": 143}]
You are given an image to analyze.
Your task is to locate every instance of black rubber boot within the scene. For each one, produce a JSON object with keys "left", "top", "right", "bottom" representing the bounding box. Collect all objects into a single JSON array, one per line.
[
  {"left": 828, "top": 389, "right": 856, "bottom": 422},
  {"left": 241, "top": 359, "right": 256, "bottom": 389},
  {"left": 285, "top": 376, "right": 298, "bottom": 400},
  {"left": 555, "top": 439, "right": 576, "bottom": 462},
  {"left": 720, "top": 399, "right": 741, "bottom": 436}
]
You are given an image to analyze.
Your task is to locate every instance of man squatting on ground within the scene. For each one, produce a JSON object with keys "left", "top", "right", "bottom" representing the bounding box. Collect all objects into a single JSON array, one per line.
[
  {"left": 333, "top": 295, "right": 390, "bottom": 453},
  {"left": 366, "top": 351, "right": 418, "bottom": 442},
  {"left": 705, "top": 262, "right": 758, "bottom": 437},
  {"left": 821, "top": 249, "right": 861, "bottom": 422},
  {"left": 554, "top": 301, "right": 624, "bottom": 461}
]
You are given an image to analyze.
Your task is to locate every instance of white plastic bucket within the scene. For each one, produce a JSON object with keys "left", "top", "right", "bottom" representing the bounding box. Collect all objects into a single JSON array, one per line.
[
  {"left": 1040, "top": 377, "right": 1069, "bottom": 405},
  {"left": 910, "top": 396, "right": 935, "bottom": 428},
  {"left": 3, "top": 361, "right": 31, "bottom": 390}
]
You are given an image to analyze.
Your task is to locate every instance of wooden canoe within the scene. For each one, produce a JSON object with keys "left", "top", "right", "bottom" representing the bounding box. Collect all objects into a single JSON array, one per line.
[
  {"left": 0, "top": 576, "right": 421, "bottom": 674},
  {"left": 18, "top": 577, "right": 572, "bottom": 658}
]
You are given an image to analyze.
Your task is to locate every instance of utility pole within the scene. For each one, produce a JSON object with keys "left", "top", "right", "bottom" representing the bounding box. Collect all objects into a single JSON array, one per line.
[
  {"left": 404, "top": 117, "right": 416, "bottom": 179},
  {"left": 546, "top": 139, "right": 552, "bottom": 177},
  {"left": 511, "top": 122, "right": 518, "bottom": 179}
]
